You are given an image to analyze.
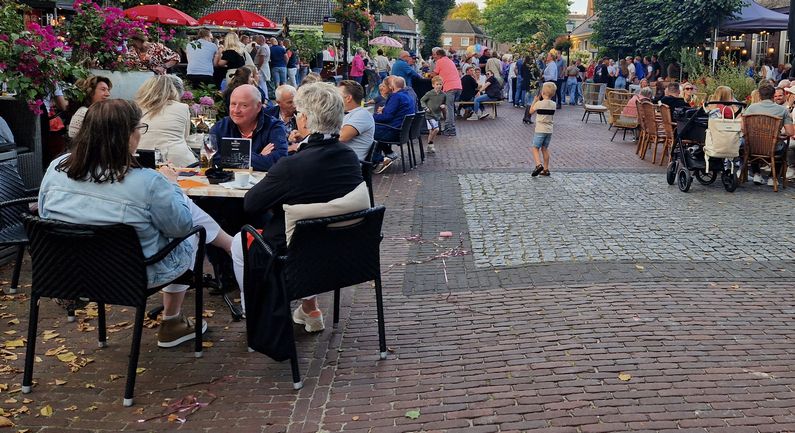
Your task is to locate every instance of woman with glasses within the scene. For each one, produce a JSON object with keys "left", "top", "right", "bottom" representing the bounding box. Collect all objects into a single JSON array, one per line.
[
  {"left": 683, "top": 84, "right": 698, "bottom": 106},
  {"left": 38, "top": 99, "right": 233, "bottom": 348},
  {"left": 135, "top": 75, "right": 197, "bottom": 168},
  {"left": 472, "top": 68, "right": 503, "bottom": 120}
]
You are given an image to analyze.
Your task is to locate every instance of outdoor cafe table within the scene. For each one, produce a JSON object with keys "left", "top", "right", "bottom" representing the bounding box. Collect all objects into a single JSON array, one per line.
[{"left": 178, "top": 169, "right": 265, "bottom": 198}]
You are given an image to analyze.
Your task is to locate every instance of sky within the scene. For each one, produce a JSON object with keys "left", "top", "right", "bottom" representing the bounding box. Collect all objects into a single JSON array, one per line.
[{"left": 456, "top": 0, "right": 590, "bottom": 15}]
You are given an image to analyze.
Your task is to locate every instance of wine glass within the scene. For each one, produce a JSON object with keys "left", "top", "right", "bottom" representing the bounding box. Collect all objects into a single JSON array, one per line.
[
  {"left": 154, "top": 147, "right": 165, "bottom": 168},
  {"left": 202, "top": 134, "right": 218, "bottom": 168}
]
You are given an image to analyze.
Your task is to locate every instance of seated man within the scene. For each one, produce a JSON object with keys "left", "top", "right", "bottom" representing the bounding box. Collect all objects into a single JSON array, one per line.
[
  {"left": 230, "top": 83, "right": 364, "bottom": 331},
  {"left": 622, "top": 87, "right": 653, "bottom": 118},
  {"left": 211, "top": 85, "right": 289, "bottom": 172},
  {"left": 744, "top": 84, "right": 795, "bottom": 185},
  {"left": 265, "top": 84, "right": 298, "bottom": 134},
  {"left": 372, "top": 76, "right": 415, "bottom": 173},
  {"left": 338, "top": 80, "right": 375, "bottom": 160},
  {"left": 659, "top": 83, "right": 690, "bottom": 110}
]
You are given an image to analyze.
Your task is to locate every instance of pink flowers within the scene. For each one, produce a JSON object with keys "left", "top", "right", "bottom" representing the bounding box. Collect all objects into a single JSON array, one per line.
[
  {"left": 199, "top": 96, "right": 215, "bottom": 106},
  {"left": 190, "top": 103, "right": 203, "bottom": 116},
  {"left": 182, "top": 91, "right": 195, "bottom": 101}
]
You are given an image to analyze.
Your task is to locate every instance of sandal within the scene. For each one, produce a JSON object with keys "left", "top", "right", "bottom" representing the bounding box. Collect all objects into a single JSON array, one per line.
[
  {"left": 531, "top": 164, "right": 544, "bottom": 177},
  {"left": 541, "top": 169, "right": 550, "bottom": 176}
]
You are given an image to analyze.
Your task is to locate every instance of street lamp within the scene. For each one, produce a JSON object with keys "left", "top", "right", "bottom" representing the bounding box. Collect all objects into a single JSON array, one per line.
[{"left": 565, "top": 19, "right": 575, "bottom": 66}]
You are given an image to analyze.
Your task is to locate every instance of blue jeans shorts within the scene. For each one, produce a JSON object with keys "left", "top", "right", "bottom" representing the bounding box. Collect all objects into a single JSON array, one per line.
[{"left": 532, "top": 132, "right": 552, "bottom": 149}]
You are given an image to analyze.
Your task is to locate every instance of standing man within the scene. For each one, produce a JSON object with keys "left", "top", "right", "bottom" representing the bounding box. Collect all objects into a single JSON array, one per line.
[
  {"left": 543, "top": 52, "right": 559, "bottom": 106},
  {"left": 284, "top": 39, "right": 299, "bottom": 87},
  {"left": 254, "top": 35, "right": 271, "bottom": 100},
  {"left": 185, "top": 28, "right": 218, "bottom": 88},
  {"left": 555, "top": 51, "right": 566, "bottom": 109},
  {"left": 429, "top": 48, "right": 462, "bottom": 137},
  {"left": 270, "top": 38, "right": 287, "bottom": 87},
  {"left": 391, "top": 50, "right": 423, "bottom": 89},
  {"left": 374, "top": 49, "right": 391, "bottom": 83}
]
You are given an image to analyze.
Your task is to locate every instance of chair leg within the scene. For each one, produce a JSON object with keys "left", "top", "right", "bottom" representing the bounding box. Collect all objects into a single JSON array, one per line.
[
  {"left": 333, "top": 288, "right": 340, "bottom": 329},
  {"left": 194, "top": 271, "right": 204, "bottom": 358},
  {"left": 408, "top": 139, "right": 416, "bottom": 168},
  {"left": 651, "top": 138, "right": 659, "bottom": 164},
  {"left": 123, "top": 307, "right": 146, "bottom": 407},
  {"left": 399, "top": 145, "right": 406, "bottom": 173},
  {"left": 290, "top": 350, "right": 303, "bottom": 390},
  {"left": 97, "top": 302, "right": 107, "bottom": 348},
  {"left": 21, "top": 295, "right": 40, "bottom": 394},
  {"left": 6, "top": 247, "right": 24, "bottom": 294},
  {"left": 581, "top": 111, "right": 587, "bottom": 122},
  {"left": 611, "top": 128, "right": 619, "bottom": 142},
  {"left": 772, "top": 159, "right": 779, "bottom": 192},
  {"left": 374, "top": 275, "right": 387, "bottom": 360},
  {"left": 417, "top": 137, "right": 425, "bottom": 163}
]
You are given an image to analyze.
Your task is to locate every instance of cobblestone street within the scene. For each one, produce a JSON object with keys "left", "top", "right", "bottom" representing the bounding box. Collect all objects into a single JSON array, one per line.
[{"left": 2, "top": 104, "right": 795, "bottom": 432}]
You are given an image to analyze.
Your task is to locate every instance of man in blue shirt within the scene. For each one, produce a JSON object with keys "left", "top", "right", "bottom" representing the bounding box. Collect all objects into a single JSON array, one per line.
[
  {"left": 391, "top": 50, "right": 423, "bottom": 89},
  {"left": 269, "top": 38, "right": 287, "bottom": 87},
  {"left": 634, "top": 56, "right": 646, "bottom": 82},
  {"left": 372, "top": 76, "right": 415, "bottom": 173},
  {"left": 555, "top": 52, "right": 566, "bottom": 109},
  {"left": 211, "top": 85, "right": 288, "bottom": 172}
]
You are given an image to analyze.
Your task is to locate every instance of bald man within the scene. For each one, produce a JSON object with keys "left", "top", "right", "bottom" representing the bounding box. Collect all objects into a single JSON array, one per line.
[
  {"left": 391, "top": 50, "right": 423, "bottom": 88},
  {"left": 211, "top": 84, "right": 288, "bottom": 171}
]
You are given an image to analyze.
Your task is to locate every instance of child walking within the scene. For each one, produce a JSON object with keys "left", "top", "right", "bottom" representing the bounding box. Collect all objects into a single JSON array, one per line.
[
  {"left": 420, "top": 76, "right": 446, "bottom": 154},
  {"left": 529, "top": 81, "right": 557, "bottom": 176}
]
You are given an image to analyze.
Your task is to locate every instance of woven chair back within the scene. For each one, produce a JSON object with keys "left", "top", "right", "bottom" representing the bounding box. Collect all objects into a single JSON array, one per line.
[
  {"left": 743, "top": 114, "right": 784, "bottom": 157},
  {"left": 22, "top": 215, "right": 148, "bottom": 307},
  {"left": 582, "top": 82, "right": 605, "bottom": 106},
  {"left": 0, "top": 161, "right": 28, "bottom": 232},
  {"left": 658, "top": 104, "right": 675, "bottom": 139}
]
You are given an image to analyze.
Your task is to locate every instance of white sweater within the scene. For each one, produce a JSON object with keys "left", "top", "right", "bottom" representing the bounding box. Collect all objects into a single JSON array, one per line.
[{"left": 137, "top": 101, "right": 197, "bottom": 167}]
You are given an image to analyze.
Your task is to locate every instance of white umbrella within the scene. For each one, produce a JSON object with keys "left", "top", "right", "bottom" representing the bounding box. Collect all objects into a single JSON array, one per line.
[{"left": 368, "top": 36, "right": 403, "bottom": 48}]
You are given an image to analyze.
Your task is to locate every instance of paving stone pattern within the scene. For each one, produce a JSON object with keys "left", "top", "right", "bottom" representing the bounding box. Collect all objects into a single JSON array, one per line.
[{"left": 3, "top": 104, "right": 795, "bottom": 432}]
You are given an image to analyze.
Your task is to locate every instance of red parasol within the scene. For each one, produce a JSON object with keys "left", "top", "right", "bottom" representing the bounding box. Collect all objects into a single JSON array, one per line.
[
  {"left": 124, "top": 4, "right": 199, "bottom": 26},
  {"left": 198, "top": 9, "right": 278, "bottom": 29}
]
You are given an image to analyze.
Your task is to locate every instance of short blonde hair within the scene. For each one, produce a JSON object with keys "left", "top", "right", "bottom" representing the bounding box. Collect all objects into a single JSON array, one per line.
[
  {"left": 135, "top": 75, "right": 179, "bottom": 117},
  {"left": 223, "top": 32, "right": 244, "bottom": 55},
  {"left": 431, "top": 76, "right": 443, "bottom": 86},
  {"left": 541, "top": 81, "right": 557, "bottom": 98}
]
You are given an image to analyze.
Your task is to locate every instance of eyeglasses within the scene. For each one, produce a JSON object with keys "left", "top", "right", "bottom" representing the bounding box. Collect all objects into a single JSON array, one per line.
[
  {"left": 135, "top": 123, "right": 149, "bottom": 134},
  {"left": 684, "top": 87, "right": 695, "bottom": 90}
]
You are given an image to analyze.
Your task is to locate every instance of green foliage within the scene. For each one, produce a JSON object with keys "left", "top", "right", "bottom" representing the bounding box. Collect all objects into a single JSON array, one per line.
[
  {"left": 415, "top": 0, "right": 455, "bottom": 58},
  {"left": 115, "top": 0, "right": 216, "bottom": 18},
  {"left": 369, "top": 46, "right": 401, "bottom": 59},
  {"left": 553, "top": 35, "right": 572, "bottom": 52},
  {"left": 0, "top": 1, "right": 24, "bottom": 35},
  {"left": 693, "top": 59, "right": 756, "bottom": 102},
  {"left": 368, "top": 0, "right": 410, "bottom": 15},
  {"left": 448, "top": 3, "right": 483, "bottom": 26},
  {"left": 291, "top": 30, "right": 325, "bottom": 59},
  {"left": 333, "top": 7, "right": 376, "bottom": 40},
  {"left": 483, "top": 0, "right": 567, "bottom": 43},
  {"left": 679, "top": 47, "right": 705, "bottom": 79},
  {"left": 571, "top": 50, "right": 593, "bottom": 64},
  {"left": 592, "top": 0, "right": 743, "bottom": 58}
]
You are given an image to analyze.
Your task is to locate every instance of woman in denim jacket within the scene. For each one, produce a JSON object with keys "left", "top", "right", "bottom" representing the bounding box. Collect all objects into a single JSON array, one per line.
[{"left": 39, "top": 99, "right": 233, "bottom": 348}]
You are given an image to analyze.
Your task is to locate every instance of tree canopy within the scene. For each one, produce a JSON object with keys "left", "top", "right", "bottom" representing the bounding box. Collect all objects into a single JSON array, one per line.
[
  {"left": 415, "top": 0, "right": 455, "bottom": 57},
  {"left": 592, "top": 0, "right": 744, "bottom": 58},
  {"left": 448, "top": 2, "right": 482, "bottom": 26},
  {"left": 482, "top": 0, "right": 568, "bottom": 43}
]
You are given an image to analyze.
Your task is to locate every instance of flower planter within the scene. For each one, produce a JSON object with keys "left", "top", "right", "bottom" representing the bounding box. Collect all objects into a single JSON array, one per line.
[{"left": 89, "top": 69, "right": 154, "bottom": 101}]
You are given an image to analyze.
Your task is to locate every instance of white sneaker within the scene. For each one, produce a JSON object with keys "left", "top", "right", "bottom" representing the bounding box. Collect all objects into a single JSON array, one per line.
[
  {"left": 292, "top": 306, "right": 325, "bottom": 333},
  {"left": 787, "top": 167, "right": 795, "bottom": 179},
  {"left": 753, "top": 174, "right": 763, "bottom": 185},
  {"left": 767, "top": 177, "right": 776, "bottom": 187}
]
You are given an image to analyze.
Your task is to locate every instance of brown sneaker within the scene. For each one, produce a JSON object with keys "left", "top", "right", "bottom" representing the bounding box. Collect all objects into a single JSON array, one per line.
[{"left": 157, "top": 313, "right": 207, "bottom": 348}]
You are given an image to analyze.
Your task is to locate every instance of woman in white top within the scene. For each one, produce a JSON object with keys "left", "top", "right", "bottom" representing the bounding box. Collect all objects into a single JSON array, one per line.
[
  {"left": 134, "top": 76, "right": 197, "bottom": 167},
  {"left": 68, "top": 76, "right": 112, "bottom": 139}
]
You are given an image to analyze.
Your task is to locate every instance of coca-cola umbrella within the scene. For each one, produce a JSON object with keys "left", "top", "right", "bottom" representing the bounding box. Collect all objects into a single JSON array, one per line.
[
  {"left": 198, "top": 9, "right": 278, "bottom": 29},
  {"left": 124, "top": 4, "right": 199, "bottom": 26}
]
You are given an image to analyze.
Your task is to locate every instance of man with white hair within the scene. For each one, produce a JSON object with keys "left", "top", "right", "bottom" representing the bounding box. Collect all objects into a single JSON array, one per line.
[
  {"left": 254, "top": 35, "right": 271, "bottom": 99},
  {"left": 372, "top": 75, "right": 415, "bottom": 173},
  {"left": 231, "top": 83, "right": 365, "bottom": 332},
  {"left": 266, "top": 84, "right": 298, "bottom": 138},
  {"left": 211, "top": 84, "right": 289, "bottom": 171}
]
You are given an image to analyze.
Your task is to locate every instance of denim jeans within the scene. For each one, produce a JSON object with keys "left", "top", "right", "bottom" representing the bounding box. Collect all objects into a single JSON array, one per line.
[
  {"left": 474, "top": 94, "right": 496, "bottom": 113},
  {"left": 272, "top": 66, "right": 287, "bottom": 87},
  {"left": 567, "top": 77, "right": 579, "bottom": 105},
  {"left": 287, "top": 67, "right": 298, "bottom": 86},
  {"left": 614, "top": 76, "right": 626, "bottom": 90},
  {"left": 556, "top": 78, "right": 565, "bottom": 107},
  {"left": 444, "top": 89, "right": 461, "bottom": 133},
  {"left": 515, "top": 77, "right": 526, "bottom": 106}
]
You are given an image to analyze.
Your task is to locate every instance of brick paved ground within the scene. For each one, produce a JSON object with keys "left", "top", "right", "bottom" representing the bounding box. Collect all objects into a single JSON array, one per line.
[{"left": 2, "top": 104, "right": 795, "bottom": 432}]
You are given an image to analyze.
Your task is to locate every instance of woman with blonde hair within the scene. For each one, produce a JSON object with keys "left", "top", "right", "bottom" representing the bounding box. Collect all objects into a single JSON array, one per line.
[
  {"left": 134, "top": 75, "right": 196, "bottom": 167},
  {"left": 68, "top": 75, "right": 112, "bottom": 138},
  {"left": 707, "top": 85, "right": 737, "bottom": 118},
  {"left": 213, "top": 32, "right": 248, "bottom": 86}
]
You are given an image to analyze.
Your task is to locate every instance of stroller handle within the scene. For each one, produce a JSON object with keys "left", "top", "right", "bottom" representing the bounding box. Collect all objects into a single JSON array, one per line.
[{"left": 704, "top": 101, "right": 746, "bottom": 107}]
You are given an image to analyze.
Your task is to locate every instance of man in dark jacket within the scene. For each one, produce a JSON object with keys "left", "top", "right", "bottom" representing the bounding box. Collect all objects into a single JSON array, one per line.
[
  {"left": 372, "top": 76, "right": 416, "bottom": 172},
  {"left": 211, "top": 85, "right": 289, "bottom": 171}
]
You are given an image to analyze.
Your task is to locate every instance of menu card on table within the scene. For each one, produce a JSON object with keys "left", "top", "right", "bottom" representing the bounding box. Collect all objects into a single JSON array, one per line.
[{"left": 218, "top": 137, "right": 252, "bottom": 169}]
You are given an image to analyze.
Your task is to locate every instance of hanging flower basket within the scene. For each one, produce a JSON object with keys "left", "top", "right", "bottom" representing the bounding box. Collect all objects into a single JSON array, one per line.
[{"left": 332, "top": 7, "right": 375, "bottom": 40}]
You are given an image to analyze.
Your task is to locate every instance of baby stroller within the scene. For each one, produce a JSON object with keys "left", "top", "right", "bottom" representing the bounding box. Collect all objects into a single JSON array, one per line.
[{"left": 665, "top": 102, "right": 745, "bottom": 192}]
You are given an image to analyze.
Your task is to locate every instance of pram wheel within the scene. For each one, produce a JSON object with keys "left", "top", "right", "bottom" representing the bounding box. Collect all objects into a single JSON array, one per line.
[
  {"left": 694, "top": 169, "right": 717, "bottom": 185},
  {"left": 721, "top": 170, "right": 738, "bottom": 192},
  {"left": 666, "top": 162, "right": 676, "bottom": 185},
  {"left": 677, "top": 169, "right": 692, "bottom": 192}
]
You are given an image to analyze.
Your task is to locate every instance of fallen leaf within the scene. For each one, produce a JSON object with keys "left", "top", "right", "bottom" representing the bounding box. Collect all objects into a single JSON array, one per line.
[
  {"left": 7, "top": 319, "right": 19, "bottom": 326},
  {"left": 202, "top": 310, "right": 215, "bottom": 318},
  {"left": 0, "top": 416, "right": 12, "bottom": 427},
  {"left": 0, "top": 383, "right": 7, "bottom": 391},
  {"left": 4, "top": 398, "right": 16, "bottom": 404},
  {"left": 3, "top": 331, "right": 16, "bottom": 335},
  {"left": 135, "top": 368, "right": 146, "bottom": 375},
  {"left": 45, "top": 346, "right": 67, "bottom": 356},
  {"left": 85, "top": 384, "right": 95, "bottom": 389},
  {"left": 85, "top": 405, "right": 97, "bottom": 411},
  {"left": 202, "top": 341, "right": 213, "bottom": 348},
  {"left": 56, "top": 352, "right": 77, "bottom": 363},
  {"left": 635, "top": 264, "right": 645, "bottom": 271},
  {"left": 618, "top": 372, "right": 632, "bottom": 381},
  {"left": 405, "top": 409, "right": 420, "bottom": 420},
  {"left": 63, "top": 405, "right": 77, "bottom": 411},
  {"left": 21, "top": 399, "right": 32, "bottom": 404},
  {"left": 167, "top": 414, "right": 179, "bottom": 422},
  {"left": 54, "top": 379, "right": 67, "bottom": 386},
  {"left": 40, "top": 405, "right": 53, "bottom": 417},
  {"left": 34, "top": 356, "right": 42, "bottom": 363},
  {"left": 351, "top": 416, "right": 360, "bottom": 421},
  {"left": 4, "top": 339, "right": 24, "bottom": 349},
  {"left": 109, "top": 374, "right": 123, "bottom": 382},
  {"left": 18, "top": 429, "right": 30, "bottom": 433}
]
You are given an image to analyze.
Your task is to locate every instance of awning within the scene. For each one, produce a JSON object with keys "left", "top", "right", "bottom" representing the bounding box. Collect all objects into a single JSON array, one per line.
[{"left": 720, "top": 0, "right": 788, "bottom": 34}]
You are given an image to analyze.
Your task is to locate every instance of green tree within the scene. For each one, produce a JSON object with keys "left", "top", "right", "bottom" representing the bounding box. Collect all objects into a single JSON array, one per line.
[
  {"left": 482, "top": 0, "right": 567, "bottom": 43},
  {"left": 448, "top": 2, "right": 482, "bottom": 25},
  {"left": 368, "top": 0, "right": 411, "bottom": 15},
  {"left": 592, "top": 0, "right": 743, "bottom": 58},
  {"left": 116, "top": 0, "right": 215, "bottom": 18},
  {"left": 415, "top": 0, "right": 455, "bottom": 58}
]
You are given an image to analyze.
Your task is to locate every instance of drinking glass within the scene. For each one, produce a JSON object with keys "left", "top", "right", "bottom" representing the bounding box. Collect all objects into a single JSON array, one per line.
[
  {"left": 154, "top": 148, "right": 165, "bottom": 168},
  {"left": 202, "top": 134, "right": 218, "bottom": 167}
]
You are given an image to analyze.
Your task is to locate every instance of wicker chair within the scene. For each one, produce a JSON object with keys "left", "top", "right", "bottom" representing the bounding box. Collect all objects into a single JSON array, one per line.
[
  {"left": 0, "top": 161, "right": 37, "bottom": 294},
  {"left": 635, "top": 99, "right": 648, "bottom": 156},
  {"left": 21, "top": 215, "right": 206, "bottom": 406},
  {"left": 658, "top": 104, "right": 676, "bottom": 166},
  {"left": 581, "top": 82, "right": 608, "bottom": 124},
  {"left": 742, "top": 114, "right": 786, "bottom": 192},
  {"left": 242, "top": 206, "right": 387, "bottom": 389},
  {"left": 607, "top": 91, "right": 638, "bottom": 141},
  {"left": 638, "top": 101, "right": 666, "bottom": 164}
]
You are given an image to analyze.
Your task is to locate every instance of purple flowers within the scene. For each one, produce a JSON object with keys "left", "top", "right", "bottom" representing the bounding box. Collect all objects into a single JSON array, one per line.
[
  {"left": 190, "top": 103, "right": 203, "bottom": 116},
  {"left": 199, "top": 96, "right": 214, "bottom": 106},
  {"left": 182, "top": 91, "right": 195, "bottom": 101}
]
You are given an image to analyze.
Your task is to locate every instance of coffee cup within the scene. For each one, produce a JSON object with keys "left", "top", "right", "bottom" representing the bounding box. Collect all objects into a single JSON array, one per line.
[{"left": 234, "top": 172, "right": 250, "bottom": 187}]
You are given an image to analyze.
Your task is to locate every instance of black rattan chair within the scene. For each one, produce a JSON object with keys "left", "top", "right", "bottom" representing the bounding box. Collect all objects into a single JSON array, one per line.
[
  {"left": 0, "top": 161, "right": 37, "bottom": 294},
  {"left": 241, "top": 206, "right": 387, "bottom": 389},
  {"left": 375, "top": 114, "right": 414, "bottom": 173},
  {"left": 361, "top": 141, "right": 377, "bottom": 207},
  {"left": 21, "top": 215, "right": 206, "bottom": 406},
  {"left": 409, "top": 110, "right": 426, "bottom": 165}
]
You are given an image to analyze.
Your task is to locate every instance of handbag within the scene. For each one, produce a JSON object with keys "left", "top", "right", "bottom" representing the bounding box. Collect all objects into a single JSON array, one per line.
[{"left": 704, "top": 108, "right": 741, "bottom": 172}]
